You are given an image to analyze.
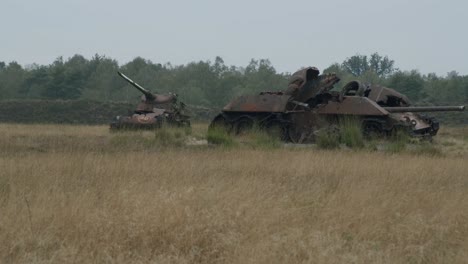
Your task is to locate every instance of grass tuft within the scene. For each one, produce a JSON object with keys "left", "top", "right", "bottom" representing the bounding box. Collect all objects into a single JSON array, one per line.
[
  {"left": 409, "top": 142, "right": 444, "bottom": 157},
  {"left": 316, "top": 127, "right": 340, "bottom": 149},
  {"left": 153, "top": 127, "right": 187, "bottom": 147},
  {"left": 386, "top": 129, "right": 411, "bottom": 153},
  {"left": 339, "top": 117, "right": 365, "bottom": 149},
  {"left": 315, "top": 118, "right": 364, "bottom": 150},
  {"left": 246, "top": 128, "right": 282, "bottom": 149},
  {"left": 206, "top": 127, "right": 236, "bottom": 147},
  {"left": 110, "top": 133, "right": 152, "bottom": 148}
]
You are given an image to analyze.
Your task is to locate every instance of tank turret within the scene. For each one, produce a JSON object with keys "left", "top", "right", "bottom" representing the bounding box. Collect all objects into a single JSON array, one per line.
[{"left": 110, "top": 72, "right": 190, "bottom": 130}]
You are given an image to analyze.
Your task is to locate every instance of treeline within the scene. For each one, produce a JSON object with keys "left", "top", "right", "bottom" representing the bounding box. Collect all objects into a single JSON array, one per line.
[
  {"left": 0, "top": 53, "right": 467, "bottom": 109},
  {"left": 323, "top": 53, "right": 467, "bottom": 107},
  {"left": 0, "top": 55, "right": 287, "bottom": 108}
]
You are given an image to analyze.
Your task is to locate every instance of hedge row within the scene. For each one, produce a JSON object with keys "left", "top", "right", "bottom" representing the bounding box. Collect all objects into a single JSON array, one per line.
[
  {"left": 0, "top": 100, "right": 218, "bottom": 124},
  {"left": 0, "top": 100, "right": 464, "bottom": 125}
]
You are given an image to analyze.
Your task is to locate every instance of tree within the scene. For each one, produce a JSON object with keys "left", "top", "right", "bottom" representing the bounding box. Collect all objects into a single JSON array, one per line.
[
  {"left": 369, "top": 53, "right": 396, "bottom": 77},
  {"left": 81, "top": 56, "right": 120, "bottom": 101},
  {"left": 387, "top": 70, "right": 424, "bottom": 101},
  {"left": 212, "top": 56, "right": 227, "bottom": 77},
  {"left": 21, "top": 66, "right": 50, "bottom": 98},
  {"left": 240, "top": 59, "right": 286, "bottom": 94},
  {"left": 342, "top": 53, "right": 396, "bottom": 78},
  {"left": 422, "top": 72, "right": 467, "bottom": 105},
  {"left": 41, "top": 56, "right": 87, "bottom": 99},
  {"left": 0, "top": 61, "right": 25, "bottom": 99},
  {"left": 342, "top": 54, "right": 369, "bottom": 77}
]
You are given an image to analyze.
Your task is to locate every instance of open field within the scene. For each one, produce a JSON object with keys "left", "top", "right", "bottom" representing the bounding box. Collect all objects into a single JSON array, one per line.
[{"left": 1, "top": 123, "right": 468, "bottom": 263}]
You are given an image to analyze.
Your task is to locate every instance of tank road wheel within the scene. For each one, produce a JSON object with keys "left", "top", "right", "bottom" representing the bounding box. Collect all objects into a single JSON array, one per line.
[
  {"left": 288, "top": 125, "right": 308, "bottom": 144},
  {"left": 209, "top": 114, "right": 233, "bottom": 133},
  {"left": 427, "top": 116, "right": 439, "bottom": 136},
  {"left": 362, "top": 120, "right": 384, "bottom": 139},
  {"left": 264, "top": 120, "right": 288, "bottom": 141},
  {"left": 234, "top": 117, "right": 254, "bottom": 135}
]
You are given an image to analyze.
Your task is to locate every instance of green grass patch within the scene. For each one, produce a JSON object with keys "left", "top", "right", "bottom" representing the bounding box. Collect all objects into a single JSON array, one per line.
[
  {"left": 386, "top": 141, "right": 406, "bottom": 153},
  {"left": 315, "top": 118, "right": 364, "bottom": 150},
  {"left": 110, "top": 133, "right": 152, "bottom": 148},
  {"left": 365, "top": 139, "right": 380, "bottom": 151},
  {"left": 409, "top": 142, "right": 444, "bottom": 157},
  {"left": 246, "top": 128, "right": 282, "bottom": 149},
  {"left": 385, "top": 129, "right": 411, "bottom": 153},
  {"left": 110, "top": 126, "right": 191, "bottom": 149},
  {"left": 383, "top": 129, "right": 444, "bottom": 156},
  {"left": 206, "top": 127, "right": 237, "bottom": 147},
  {"left": 440, "top": 140, "right": 456, "bottom": 147},
  {"left": 338, "top": 117, "right": 365, "bottom": 149},
  {"left": 153, "top": 127, "right": 188, "bottom": 147},
  {"left": 316, "top": 128, "right": 340, "bottom": 149}
]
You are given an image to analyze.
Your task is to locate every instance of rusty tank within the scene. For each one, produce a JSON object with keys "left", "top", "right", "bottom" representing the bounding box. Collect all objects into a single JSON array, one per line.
[
  {"left": 210, "top": 67, "right": 465, "bottom": 143},
  {"left": 110, "top": 72, "right": 190, "bottom": 130}
]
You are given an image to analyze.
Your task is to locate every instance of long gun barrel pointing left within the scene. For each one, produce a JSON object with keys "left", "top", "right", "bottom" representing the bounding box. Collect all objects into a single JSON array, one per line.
[{"left": 117, "top": 71, "right": 156, "bottom": 101}]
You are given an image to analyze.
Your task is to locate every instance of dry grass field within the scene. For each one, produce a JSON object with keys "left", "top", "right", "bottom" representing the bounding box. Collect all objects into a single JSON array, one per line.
[{"left": 1, "top": 123, "right": 467, "bottom": 263}]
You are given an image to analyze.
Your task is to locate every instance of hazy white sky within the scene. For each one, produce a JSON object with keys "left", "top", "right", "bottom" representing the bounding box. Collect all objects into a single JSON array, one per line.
[{"left": 2, "top": 0, "right": 468, "bottom": 75}]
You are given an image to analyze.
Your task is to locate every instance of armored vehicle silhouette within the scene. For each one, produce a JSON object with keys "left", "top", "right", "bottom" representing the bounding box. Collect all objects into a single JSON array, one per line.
[
  {"left": 110, "top": 72, "right": 190, "bottom": 130},
  {"left": 210, "top": 67, "right": 465, "bottom": 143}
]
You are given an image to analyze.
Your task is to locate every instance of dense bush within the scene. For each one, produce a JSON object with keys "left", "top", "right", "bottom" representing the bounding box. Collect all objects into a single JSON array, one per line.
[{"left": 0, "top": 100, "right": 216, "bottom": 124}]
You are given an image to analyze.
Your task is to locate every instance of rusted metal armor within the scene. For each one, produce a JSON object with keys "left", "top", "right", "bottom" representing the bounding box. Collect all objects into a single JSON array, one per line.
[
  {"left": 210, "top": 67, "right": 465, "bottom": 143},
  {"left": 110, "top": 72, "right": 190, "bottom": 130}
]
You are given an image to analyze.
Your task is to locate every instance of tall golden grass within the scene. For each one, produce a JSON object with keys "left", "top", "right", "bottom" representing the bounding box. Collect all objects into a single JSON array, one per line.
[{"left": 1, "top": 124, "right": 467, "bottom": 263}]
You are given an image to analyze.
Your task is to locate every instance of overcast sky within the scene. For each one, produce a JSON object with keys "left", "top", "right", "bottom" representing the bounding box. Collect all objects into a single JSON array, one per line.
[{"left": 2, "top": 0, "right": 468, "bottom": 75}]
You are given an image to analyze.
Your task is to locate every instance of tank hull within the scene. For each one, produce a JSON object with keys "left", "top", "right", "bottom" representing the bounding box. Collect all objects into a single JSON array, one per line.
[
  {"left": 110, "top": 72, "right": 191, "bottom": 131},
  {"left": 110, "top": 111, "right": 190, "bottom": 131},
  {"left": 211, "top": 106, "right": 440, "bottom": 143},
  {"left": 210, "top": 67, "right": 464, "bottom": 143}
]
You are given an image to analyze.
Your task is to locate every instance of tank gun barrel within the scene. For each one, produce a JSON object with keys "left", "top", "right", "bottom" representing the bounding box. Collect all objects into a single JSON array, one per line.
[
  {"left": 117, "top": 71, "right": 155, "bottom": 101},
  {"left": 384, "top": 106, "right": 465, "bottom": 113}
]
